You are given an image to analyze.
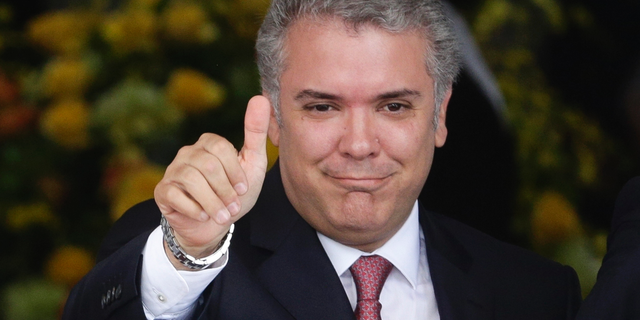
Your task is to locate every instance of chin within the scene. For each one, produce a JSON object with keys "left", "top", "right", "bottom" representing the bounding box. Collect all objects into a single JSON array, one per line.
[{"left": 335, "top": 204, "right": 391, "bottom": 232}]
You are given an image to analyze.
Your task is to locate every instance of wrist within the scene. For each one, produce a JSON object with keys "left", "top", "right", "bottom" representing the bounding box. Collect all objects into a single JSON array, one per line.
[
  {"left": 161, "top": 216, "right": 234, "bottom": 270},
  {"left": 173, "top": 234, "right": 224, "bottom": 259}
]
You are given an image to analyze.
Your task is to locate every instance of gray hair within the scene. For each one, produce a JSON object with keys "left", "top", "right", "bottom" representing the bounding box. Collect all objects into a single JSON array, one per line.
[{"left": 256, "top": 0, "right": 461, "bottom": 127}]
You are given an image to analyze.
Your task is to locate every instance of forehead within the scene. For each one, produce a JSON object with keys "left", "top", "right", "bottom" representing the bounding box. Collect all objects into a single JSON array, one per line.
[
  {"left": 279, "top": 17, "right": 433, "bottom": 101},
  {"left": 282, "top": 16, "right": 428, "bottom": 63}
]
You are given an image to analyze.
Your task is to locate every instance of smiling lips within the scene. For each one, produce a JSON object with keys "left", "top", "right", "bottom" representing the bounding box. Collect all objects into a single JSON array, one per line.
[
  {"left": 320, "top": 161, "right": 399, "bottom": 191},
  {"left": 325, "top": 174, "right": 393, "bottom": 192}
]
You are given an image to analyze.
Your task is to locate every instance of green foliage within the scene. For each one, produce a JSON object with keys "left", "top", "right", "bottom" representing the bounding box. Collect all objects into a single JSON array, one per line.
[
  {"left": 472, "top": 0, "right": 634, "bottom": 297},
  {"left": 0, "top": 1, "right": 264, "bottom": 318}
]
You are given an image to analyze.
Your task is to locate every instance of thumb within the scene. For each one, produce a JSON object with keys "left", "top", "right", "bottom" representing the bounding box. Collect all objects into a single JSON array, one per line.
[{"left": 241, "top": 95, "right": 271, "bottom": 164}]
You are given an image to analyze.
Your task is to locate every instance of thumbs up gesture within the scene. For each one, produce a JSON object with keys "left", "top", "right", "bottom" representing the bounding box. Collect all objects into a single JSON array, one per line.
[{"left": 154, "top": 96, "right": 272, "bottom": 266}]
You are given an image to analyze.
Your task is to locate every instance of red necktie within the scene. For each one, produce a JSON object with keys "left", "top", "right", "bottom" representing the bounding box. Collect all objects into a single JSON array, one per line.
[{"left": 350, "top": 255, "right": 393, "bottom": 320}]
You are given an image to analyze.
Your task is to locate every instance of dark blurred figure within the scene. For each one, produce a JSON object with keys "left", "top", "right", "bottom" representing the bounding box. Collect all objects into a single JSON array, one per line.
[
  {"left": 419, "top": 2, "right": 517, "bottom": 243},
  {"left": 543, "top": 0, "right": 640, "bottom": 229},
  {"left": 577, "top": 177, "right": 640, "bottom": 319}
]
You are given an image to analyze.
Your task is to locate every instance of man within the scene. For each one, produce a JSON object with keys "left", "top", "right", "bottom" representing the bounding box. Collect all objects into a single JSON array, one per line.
[
  {"left": 63, "top": 0, "right": 581, "bottom": 319},
  {"left": 577, "top": 177, "right": 640, "bottom": 319}
]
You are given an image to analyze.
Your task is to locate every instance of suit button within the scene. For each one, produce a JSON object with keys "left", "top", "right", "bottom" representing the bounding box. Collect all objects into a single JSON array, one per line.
[
  {"left": 115, "top": 285, "right": 122, "bottom": 300},
  {"left": 106, "top": 289, "right": 112, "bottom": 305}
]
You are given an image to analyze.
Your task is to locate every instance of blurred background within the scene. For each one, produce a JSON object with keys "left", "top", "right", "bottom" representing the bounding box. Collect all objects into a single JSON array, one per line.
[{"left": 0, "top": 0, "right": 638, "bottom": 318}]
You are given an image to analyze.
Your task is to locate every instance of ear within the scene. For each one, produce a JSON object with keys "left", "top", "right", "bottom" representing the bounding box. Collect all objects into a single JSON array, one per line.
[
  {"left": 266, "top": 95, "right": 281, "bottom": 147},
  {"left": 435, "top": 89, "right": 452, "bottom": 148}
]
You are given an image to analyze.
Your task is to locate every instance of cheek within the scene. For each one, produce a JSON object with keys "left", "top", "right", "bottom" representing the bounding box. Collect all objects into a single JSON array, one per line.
[
  {"left": 379, "top": 121, "right": 432, "bottom": 160},
  {"left": 279, "top": 121, "right": 340, "bottom": 163}
]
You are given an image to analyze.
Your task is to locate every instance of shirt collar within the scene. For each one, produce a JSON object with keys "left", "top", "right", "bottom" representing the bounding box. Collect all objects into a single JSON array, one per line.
[{"left": 317, "top": 201, "right": 421, "bottom": 289}]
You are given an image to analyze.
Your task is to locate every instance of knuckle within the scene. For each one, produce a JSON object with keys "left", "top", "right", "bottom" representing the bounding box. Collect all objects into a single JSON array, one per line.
[
  {"left": 201, "top": 158, "right": 222, "bottom": 176},
  {"left": 164, "top": 186, "right": 184, "bottom": 205},
  {"left": 164, "top": 162, "right": 177, "bottom": 174},
  {"left": 197, "top": 133, "right": 223, "bottom": 147},
  {"left": 164, "top": 187, "right": 198, "bottom": 216},
  {"left": 176, "top": 145, "right": 192, "bottom": 158},
  {"left": 153, "top": 181, "right": 166, "bottom": 199},
  {"left": 198, "top": 133, "right": 214, "bottom": 142},
  {"left": 208, "top": 177, "right": 237, "bottom": 205},
  {"left": 201, "top": 199, "right": 223, "bottom": 215},
  {"left": 155, "top": 179, "right": 173, "bottom": 196},
  {"left": 209, "top": 139, "right": 235, "bottom": 155},
  {"left": 181, "top": 167, "right": 203, "bottom": 187},
  {"left": 217, "top": 189, "right": 237, "bottom": 205}
]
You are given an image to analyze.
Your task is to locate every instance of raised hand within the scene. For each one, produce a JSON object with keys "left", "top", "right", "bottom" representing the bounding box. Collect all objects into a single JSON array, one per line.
[{"left": 153, "top": 95, "right": 272, "bottom": 266}]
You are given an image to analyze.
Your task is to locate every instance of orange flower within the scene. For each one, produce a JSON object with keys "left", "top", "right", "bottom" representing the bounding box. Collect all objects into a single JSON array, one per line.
[
  {"left": 0, "top": 73, "right": 20, "bottom": 104},
  {"left": 0, "top": 104, "right": 38, "bottom": 138},
  {"left": 5, "top": 202, "right": 57, "bottom": 231},
  {"left": 267, "top": 137, "right": 278, "bottom": 170},
  {"left": 111, "top": 163, "right": 165, "bottom": 221},
  {"left": 40, "top": 99, "right": 90, "bottom": 149},
  {"left": 166, "top": 68, "right": 225, "bottom": 113},
  {"left": 46, "top": 246, "right": 94, "bottom": 288},
  {"left": 129, "top": 0, "right": 161, "bottom": 9},
  {"left": 101, "top": 147, "right": 147, "bottom": 200},
  {"left": 215, "top": 0, "right": 270, "bottom": 38},
  {"left": 28, "top": 10, "right": 95, "bottom": 55},
  {"left": 102, "top": 9, "right": 157, "bottom": 54},
  {"left": 162, "top": 2, "right": 217, "bottom": 43},
  {"left": 42, "top": 58, "right": 91, "bottom": 99},
  {"left": 531, "top": 191, "right": 582, "bottom": 246}
]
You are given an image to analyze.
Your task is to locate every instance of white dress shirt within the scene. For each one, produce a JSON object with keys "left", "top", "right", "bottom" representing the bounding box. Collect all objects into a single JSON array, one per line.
[
  {"left": 140, "top": 200, "right": 439, "bottom": 319},
  {"left": 140, "top": 228, "right": 228, "bottom": 319},
  {"left": 318, "top": 201, "right": 440, "bottom": 319}
]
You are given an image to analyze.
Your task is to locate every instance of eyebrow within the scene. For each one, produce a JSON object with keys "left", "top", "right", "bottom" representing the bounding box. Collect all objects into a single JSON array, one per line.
[
  {"left": 294, "top": 89, "right": 341, "bottom": 101},
  {"left": 376, "top": 89, "right": 422, "bottom": 100},
  {"left": 294, "top": 88, "right": 422, "bottom": 102}
]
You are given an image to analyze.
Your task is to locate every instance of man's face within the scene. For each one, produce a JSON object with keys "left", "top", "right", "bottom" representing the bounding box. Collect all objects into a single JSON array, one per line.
[{"left": 268, "top": 17, "right": 450, "bottom": 252}]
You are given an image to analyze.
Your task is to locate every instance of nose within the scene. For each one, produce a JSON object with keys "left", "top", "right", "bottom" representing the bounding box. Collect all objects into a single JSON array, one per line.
[{"left": 338, "top": 109, "right": 380, "bottom": 160}]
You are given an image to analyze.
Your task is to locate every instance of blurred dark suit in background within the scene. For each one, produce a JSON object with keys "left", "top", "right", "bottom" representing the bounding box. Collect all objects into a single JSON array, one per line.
[{"left": 577, "top": 177, "right": 640, "bottom": 319}]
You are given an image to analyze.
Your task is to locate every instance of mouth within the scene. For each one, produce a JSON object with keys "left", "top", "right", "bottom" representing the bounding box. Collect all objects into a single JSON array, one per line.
[{"left": 325, "top": 174, "right": 393, "bottom": 192}]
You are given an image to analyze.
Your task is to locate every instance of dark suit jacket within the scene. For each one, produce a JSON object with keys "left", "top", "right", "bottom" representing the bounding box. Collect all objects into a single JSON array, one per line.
[
  {"left": 577, "top": 177, "right": 640, "bottom": 319},
  {"left": 63, "top": 165, "right": 581, "bottom": 319}
]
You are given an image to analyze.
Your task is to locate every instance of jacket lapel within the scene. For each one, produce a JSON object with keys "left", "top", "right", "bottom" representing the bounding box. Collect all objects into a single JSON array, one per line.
[
  {"left": 248, "top": 165, "right": 494, "bottom": 320},
  {"left": 420, "top": 206, "right": 493, "bottom": 320},
  {"left": 256, "top": 218, "right": 355, "bottom": 320},
  {"left": 248, "top": 165, "right": 354, "bottom": 320}
]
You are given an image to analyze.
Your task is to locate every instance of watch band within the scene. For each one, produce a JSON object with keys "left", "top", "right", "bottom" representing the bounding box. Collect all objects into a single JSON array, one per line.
[{"left": 160, "top": 215, "right": 234, "bottom": 270}]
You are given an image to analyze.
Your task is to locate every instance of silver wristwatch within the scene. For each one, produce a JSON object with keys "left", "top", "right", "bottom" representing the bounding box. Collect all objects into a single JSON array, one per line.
[{"left": 160, "top": 215, "right": 234, "bottom": 270}]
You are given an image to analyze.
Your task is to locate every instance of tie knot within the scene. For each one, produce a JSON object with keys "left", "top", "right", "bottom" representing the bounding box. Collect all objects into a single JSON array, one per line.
[{"left": 350, "top": 255, "right": 393, "bottom": 301}]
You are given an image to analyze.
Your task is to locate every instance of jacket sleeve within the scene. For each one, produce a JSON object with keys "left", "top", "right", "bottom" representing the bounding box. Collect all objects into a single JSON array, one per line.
[
  {"left": 62, "top": 199, "right": 161, "bottom": 320},
  {"left": 62, "top": 231, "right": 150, "bottom": 320}
]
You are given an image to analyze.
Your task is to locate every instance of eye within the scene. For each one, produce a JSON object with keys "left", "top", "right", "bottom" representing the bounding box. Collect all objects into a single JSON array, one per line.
[
  {"left": 304, "top": 104, "right": 334, "bottom": 112},
  {"left": 382, "top": 103, "right": 406, "bottom": 112}
]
